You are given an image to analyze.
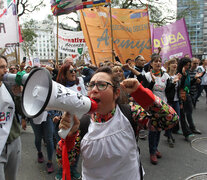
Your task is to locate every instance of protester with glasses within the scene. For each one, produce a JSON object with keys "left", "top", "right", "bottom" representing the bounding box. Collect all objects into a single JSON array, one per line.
[
  {"left": 56, "top": 62, "right": 87, "bottom": 96},
  {"left": 9, "top": 65, "right": 17, "bottom": 74},
  {"left": 56, "top": 66, "right": 178, "bottom": 180},
  {"left": 86, "top": 80, "right": 114, "bottom": 91},
  {"left": 0, "top": 55, "right": 24, "bottom": 180}
]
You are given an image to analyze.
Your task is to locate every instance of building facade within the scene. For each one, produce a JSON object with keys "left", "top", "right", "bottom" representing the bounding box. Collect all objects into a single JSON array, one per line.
[
  {"left": 28, "top": 20, "right": 69, "bottom": 64},
  {"left": 177, "top": 0, "right": 206, "bottom": 59}
]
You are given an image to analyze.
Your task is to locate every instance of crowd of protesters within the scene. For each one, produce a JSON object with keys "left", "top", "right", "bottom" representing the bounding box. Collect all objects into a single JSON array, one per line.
[{"left": 0, "top": 53, "right": 206, "bottom": 180}]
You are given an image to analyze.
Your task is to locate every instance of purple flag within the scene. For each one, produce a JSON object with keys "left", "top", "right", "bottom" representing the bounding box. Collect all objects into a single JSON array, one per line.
[{"left": 151, "top": 18, "right": 192, "bottom": 63}]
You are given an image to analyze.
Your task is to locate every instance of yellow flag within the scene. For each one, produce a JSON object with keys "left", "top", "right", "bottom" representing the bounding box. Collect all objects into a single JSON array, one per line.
[{"left": 80, "top": 7, "right": 152, "bottom": 65}]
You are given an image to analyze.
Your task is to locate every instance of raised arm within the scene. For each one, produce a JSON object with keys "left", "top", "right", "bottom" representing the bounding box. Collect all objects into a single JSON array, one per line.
[{"left": 121, "top": 78, "right": 179, "bottom": 131}]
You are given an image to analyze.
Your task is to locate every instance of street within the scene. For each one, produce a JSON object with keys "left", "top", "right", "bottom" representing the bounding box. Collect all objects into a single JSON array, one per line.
[{"left": 17, "top": 97, "right": 207, "bottom": 180}]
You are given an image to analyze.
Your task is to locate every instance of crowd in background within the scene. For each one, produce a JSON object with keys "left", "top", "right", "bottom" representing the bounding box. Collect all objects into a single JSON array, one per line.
[{"left": 3, "top": 53, "right": 207, "bottom": 180}]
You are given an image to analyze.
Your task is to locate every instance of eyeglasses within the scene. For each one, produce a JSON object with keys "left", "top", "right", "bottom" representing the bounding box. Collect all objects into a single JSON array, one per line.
[
  {"left": 9, "top": 68, "right": 16, "bottom": 70},
  {"left": 86, "top": 81, "right": 114, "bottom": 91},
  {"left": 0, "top": 65, "right": 7, "bottom": 70},
  {"left": 69, "top": 69, "right": 77, "bottom": 73}
]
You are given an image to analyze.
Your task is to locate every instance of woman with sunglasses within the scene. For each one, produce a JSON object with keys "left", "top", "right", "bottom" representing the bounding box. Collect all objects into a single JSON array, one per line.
[
  {"left": 56, "top": 62, "right": 87, "bottom": 96},
  {"left": 57, "top": 66, "right": 178, "bottom": 180},
  {"left": 55, "top": 62, "right": 87, "bottom": 180}
]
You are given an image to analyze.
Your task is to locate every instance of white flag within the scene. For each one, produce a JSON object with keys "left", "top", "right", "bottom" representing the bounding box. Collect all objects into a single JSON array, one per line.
[
  {"left": 54, "top": 28, "right": 86, "bottom": 56},
  {"left": 0, "top": 1, "right": 19, "bottom": 48}
]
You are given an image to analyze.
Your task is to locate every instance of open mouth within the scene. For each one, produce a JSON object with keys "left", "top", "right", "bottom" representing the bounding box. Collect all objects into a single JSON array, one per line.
[{"left": 92, "top": 98, "right": 101, "bottom": 103}]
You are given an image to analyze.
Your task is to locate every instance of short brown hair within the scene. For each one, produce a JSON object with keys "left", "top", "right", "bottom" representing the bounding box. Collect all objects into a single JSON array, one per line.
[
  {"left": 0, "top": 55, "right": 8, "bottom": 63},
  {"left": 166, "top": 58, "right": 178, "bottom": 73}
]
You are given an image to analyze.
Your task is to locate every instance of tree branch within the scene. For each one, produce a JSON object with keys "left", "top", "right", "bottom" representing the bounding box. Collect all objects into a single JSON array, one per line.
[
  {"left": 24, "top": 1, "right": 44, "bottom": 13},
  {"left": 17, "top": 0, "right": 44, "bottom": 17},
  {"left": 150, "top": 16, "right": 175, "bottom": 26}
]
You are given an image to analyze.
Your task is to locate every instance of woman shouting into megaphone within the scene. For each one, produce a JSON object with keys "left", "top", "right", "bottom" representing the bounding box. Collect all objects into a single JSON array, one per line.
[{"left": 57, "top": 66, "right": 179, "bottom": 180}]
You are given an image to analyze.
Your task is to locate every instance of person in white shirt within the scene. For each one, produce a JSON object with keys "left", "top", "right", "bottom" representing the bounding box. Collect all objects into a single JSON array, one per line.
[
  {"left": 196, "top": 59, "right": 207, "bottom": 104},
  {"left": 57, "top": 66, "right": 179, "bottom": 179},
  {"left": 0, "top": 55, "right": 23, "bottom": 180}
]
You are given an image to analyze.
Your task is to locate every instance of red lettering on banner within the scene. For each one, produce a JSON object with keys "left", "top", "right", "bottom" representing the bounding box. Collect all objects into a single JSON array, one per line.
[{"left": 58, "top": 36, "right": 85, "bottom": 43}]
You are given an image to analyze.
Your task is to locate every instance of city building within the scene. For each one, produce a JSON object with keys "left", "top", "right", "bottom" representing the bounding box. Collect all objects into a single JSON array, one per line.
[
  {"left": 177, "top": 0, "right": 206, "bottom": 59},
  {"left": 24, "top": 20, "right": 70, "bottom": 64},
  {"left": 32, "top": 20, "right": 56, "bottom": 61}
]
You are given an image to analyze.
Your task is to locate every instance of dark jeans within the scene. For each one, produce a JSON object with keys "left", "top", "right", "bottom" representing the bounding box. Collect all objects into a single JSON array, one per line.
[
  {"left": 196, "top": 85, "right": 207, "bottom": 101},
  {"left": 180, "top": 94, "right": 195, "bottom": 137},
  {"left": 191, "top": 92, "right": 198, "bottom": 107},
  {"left": 30, "top": 114, "right": 54, "bottom": 161},
  {"left": 148, "top": 131, "right": 161, "bottom": 155},
  {"left": 47, "top": 110, "right": 61, "bottom": 146},
  {"left": 168, "top": 101, "right": 180, "bottom": 133}
]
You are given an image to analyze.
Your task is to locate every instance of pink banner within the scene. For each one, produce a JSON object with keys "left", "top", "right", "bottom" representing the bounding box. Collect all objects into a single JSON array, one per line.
[{"left": 151, "top": 18, "right": 192, "bottom": 63}]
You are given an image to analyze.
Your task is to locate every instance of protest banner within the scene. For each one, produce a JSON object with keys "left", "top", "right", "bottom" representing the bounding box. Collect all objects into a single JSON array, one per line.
[
  {"left": 0, "top": 1, "right": 19, "bottom": 49},
  {"left": 80, "top": 7, "right": 151, "bottom": 66},
  {"left": 33, "top": 58, "right": 40, "bottom": 67},
  {"left": 151, "top": 18, "right": 192, "bottom": 63},
  {"left": 54, "top": 28, "right": 87, "bottom": 56},
  {"left": 0, "top": 47, "right": 17, "bottom": 65},
  {"left": 51, "top": 0, "right": 111, "bottom": 16}
]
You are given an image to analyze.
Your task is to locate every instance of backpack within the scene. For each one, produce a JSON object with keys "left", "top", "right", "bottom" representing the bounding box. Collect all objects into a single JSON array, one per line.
[{"left": 79, "top": 104, "right": 143, "bottom": 180}]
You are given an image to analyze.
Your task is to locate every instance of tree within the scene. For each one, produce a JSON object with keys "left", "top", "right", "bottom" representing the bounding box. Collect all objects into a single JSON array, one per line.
[
  {"left": 176, "top": 0, "right": 199, "bottom": 20},
  {"left": 49, "top": 0, "right": 198, "bottom": 28},
  {"left": 58, "top": 12, "right": 80, "bottom": 31},
  {"left": 17, "top": 0, "right": 45, "bottom": 17},
  {"left": 21, "top": 19, "right": 37, "bottom": 60},
  {"left": 111, "top": 0, "right": 176, "bottom": 26},
  {"left": 111, "top": 0, "right": 198, "bottom": 26}
]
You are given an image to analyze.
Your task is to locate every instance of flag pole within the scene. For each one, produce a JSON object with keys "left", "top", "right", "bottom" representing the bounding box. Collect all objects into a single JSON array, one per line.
[
  {"left": 56, "top": 16, "right": 59, "bottom": 65},
  {"left": 17, "top": 16, "right": 21, "bottom": 65},
  {"left": 109, "top": 2, "right": 114, "bottom": 63},
  {"left": 80, "top": 10, "right": 97, "bottom": 66},
  {"left": 17, "top": 45, "right": 20, "bottom": 65}
]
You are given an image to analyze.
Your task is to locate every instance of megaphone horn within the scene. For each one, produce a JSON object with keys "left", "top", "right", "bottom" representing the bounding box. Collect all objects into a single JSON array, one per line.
[
  {"left": 21, "top": 68, "right": 97, "bottom": 139},
  {"left": 3, "top": 72, "right": 29, "bottom": 86}
]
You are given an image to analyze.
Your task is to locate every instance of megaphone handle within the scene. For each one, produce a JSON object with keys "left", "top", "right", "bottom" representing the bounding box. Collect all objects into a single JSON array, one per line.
[{"left": 58, "top": 119, "right": 74, "bottom": 139}]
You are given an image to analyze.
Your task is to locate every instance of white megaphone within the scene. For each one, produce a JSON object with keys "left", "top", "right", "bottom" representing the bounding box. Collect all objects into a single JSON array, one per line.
[
  {"left": 3, "top": 72, "right": 29, "bottom": 86},
  {"left": 21, "top": 68, "right": 97, "bottom": 139}
]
